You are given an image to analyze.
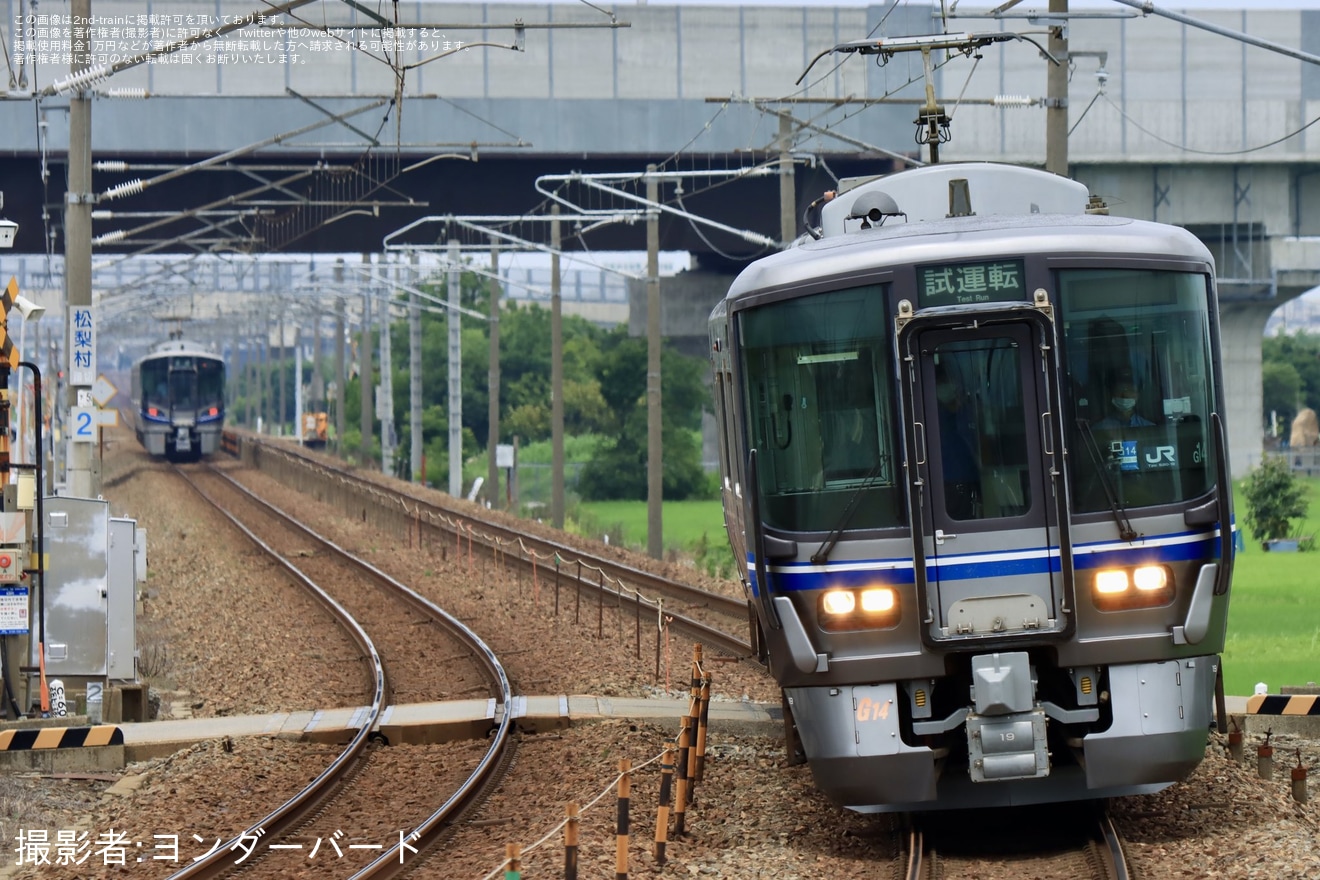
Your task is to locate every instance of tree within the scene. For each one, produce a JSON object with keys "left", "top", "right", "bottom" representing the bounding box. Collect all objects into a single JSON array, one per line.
[
  {"left": 579, "top": 326, "right": 710, "bottom": 500},
  {"left": 1262, "top": 360, "right": 1302, "bottom": 436},
  {"left": 1263, "top": 331, "right": 1320, "bottom": 426},
  {"left": 1241, "top": 456, "right": 1309, "bottom": 542}
]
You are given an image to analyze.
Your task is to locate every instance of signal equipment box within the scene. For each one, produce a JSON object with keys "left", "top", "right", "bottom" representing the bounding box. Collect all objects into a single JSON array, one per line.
[{"left": 31, "top": 497, "right": 144, "bottom": 681}]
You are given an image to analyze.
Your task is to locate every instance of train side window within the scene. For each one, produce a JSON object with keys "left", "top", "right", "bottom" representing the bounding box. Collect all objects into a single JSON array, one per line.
[{"left": 712, "top": 370, "right": 732, "bottom": 480}]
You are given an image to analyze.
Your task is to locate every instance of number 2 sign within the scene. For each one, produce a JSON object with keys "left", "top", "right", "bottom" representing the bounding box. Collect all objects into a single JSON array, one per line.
[{"left": 71, "top": 406, "right": 97, "bottom": 443}]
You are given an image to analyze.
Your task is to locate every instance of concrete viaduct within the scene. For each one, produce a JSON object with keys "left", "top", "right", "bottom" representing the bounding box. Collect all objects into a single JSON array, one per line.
[{"left": 0, "top": 1, "right": 1318, "bottom": 475}]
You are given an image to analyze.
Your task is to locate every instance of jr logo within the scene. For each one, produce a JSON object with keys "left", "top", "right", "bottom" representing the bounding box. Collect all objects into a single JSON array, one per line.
[{"left": 1145, "top": 445, "right": 1176, "bottom": 466}]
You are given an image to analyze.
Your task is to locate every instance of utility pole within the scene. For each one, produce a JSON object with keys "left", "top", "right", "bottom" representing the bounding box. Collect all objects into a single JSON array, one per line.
[
  {"left": 260, "top": 312, "right": 269, "bottom": 432},
  {"left": 409, "top": 260, "right": 422, "bottom": 483},
  {"left": 277, "top": 313, "right": 286, "bottom": 435},
  {"left": 1045, "top": 0, "right": 1069, "bottom": 176},
  {"left": 487, "top": 239, "right": 501, "bottom": 509},
  {"left": 778, "top": 115, "right": 796, "bottom": 245},
  {"left": 334, "top": 260, "right": 347, "bottom": 456},
  {"left": 359, "top": 283, "right": 372, "bottom": 466},
  {"left": 447, "top": 239, "right": 461, "bottom": 497},
  {"left": 334, "top": 296, "right": 345, "bottom": 457},
  {"left": 293, "top": 324, "right": 303, "bottom": 445},
  {"left": 65, "top": 0, "right": 94, "bottom": 496},
  {"left": 244, "top": 317, "right": 255, "bottom": 428},
  {"left": 646, "top": 165, "right": 663, "bottom": 560},
  {"left": 551, "top": 205, "right": 564, "bottom": 529},
  {"left": 379, "top": 272, "right": 394, "bottom": 477}
]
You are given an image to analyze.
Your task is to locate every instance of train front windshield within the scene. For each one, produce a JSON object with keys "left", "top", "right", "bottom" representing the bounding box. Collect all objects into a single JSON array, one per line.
[
  {"left": 1059, "top": 268, "right": 1216, "bottom": 512},
  {"left": 141, "top": 360, "right": 170, "bottom": 410},
  {"left": 142, "top": 356, "right": 224, "bottom": 413},
  {"left": 739, "top": 284, "right": 905, "bottom": 532},
  {"left": 197, "top": 358, "right": 224, "bottom": 410},
  {"left": 738, "top": 267, "right": 1217, "bottom": 534}
]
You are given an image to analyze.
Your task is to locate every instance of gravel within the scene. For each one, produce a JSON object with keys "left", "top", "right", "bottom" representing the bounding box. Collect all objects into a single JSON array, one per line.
[{"left": 4, "top": 435, "right": 1319, "bottom": 880}]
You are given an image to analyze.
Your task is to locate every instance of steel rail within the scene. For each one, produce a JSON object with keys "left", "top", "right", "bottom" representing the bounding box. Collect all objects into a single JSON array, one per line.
[
  {"left": 202, "top": 465, "right": 518, "bottom": 879},
  {"left": 247, "top": 436, "right": 760, "bottom": 663},
  {"left": 1094, "top": 811, "right": 1131, "bottom": 880},
  {"left": 164, "top": 466, "right": 389, "bottom": 880},
  {"left": 905, "top": 825, "right": 925, "bottom": 880},
  {"left": 254, "top": 437, "right": 749, "bottom": 621}
]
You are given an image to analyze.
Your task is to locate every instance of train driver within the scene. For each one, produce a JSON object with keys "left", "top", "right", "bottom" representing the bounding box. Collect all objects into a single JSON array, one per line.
[
  {"left": 1094, "top": 374, "right": 1154, "bottom": 430},
  {"left": 935, "top": 363, "right": 981, "bottom": 520}
]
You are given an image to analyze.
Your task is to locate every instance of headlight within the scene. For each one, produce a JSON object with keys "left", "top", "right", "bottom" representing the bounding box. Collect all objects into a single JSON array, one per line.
[
  {"left": 1094, "top": 569, "right": 1129, "bottom": 594},
  {"left": 860, "top": 587, "right": 895, "bottom": 612},
  {"left": 819, "top": 585, "right": 900, "bottom": 631},
  {"left": 1133, "top": 565, "right": 1168, "bottom": 591},
  {"left": 1092, "top": 564, "right": 1175, "bottom": 610},
  {"left": 821, "top": 590, "right": 855, "bottom": 615}
]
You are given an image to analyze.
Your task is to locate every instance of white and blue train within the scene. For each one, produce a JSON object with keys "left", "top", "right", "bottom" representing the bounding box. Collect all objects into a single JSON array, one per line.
[
  {"left": 708, "top": 163, "right": 1233, "bottom": 812},
  {"left": 130, "top": 337, "right": 226, "bottom": 461}
]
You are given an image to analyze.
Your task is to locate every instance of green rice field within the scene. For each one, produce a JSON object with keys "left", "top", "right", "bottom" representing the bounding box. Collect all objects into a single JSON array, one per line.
[{"left": 1222, "top": 474, "right": 1320, "bottom": 696}]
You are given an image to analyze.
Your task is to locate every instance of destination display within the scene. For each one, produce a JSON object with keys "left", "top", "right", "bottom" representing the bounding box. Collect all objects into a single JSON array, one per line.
[{"left": 916, "top": 259, "right": 1026, "bottom": 307}]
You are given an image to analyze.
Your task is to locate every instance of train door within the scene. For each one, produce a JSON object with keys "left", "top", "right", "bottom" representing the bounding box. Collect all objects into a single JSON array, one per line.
[{"left": 909, "top": 319, "right": 1071, "bottom": 642}]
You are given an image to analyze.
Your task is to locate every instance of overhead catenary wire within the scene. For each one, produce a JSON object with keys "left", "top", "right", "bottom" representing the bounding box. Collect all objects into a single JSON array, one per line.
[{"left": 1100, "top": 94, "right": 1320, "bottom": 156}]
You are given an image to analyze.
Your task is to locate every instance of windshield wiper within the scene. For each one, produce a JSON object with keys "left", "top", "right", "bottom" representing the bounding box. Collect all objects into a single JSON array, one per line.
[
  {"left": 811, "top": 457, "right": 887, "bottom": 564},
  {"left": 1077, "top": 419, "right": 1138, "bottom": 542}
]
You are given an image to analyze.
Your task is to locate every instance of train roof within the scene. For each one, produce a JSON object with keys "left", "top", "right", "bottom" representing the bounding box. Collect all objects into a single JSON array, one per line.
[
  {"left": 819, "top": 162, "right": 1091, "bottom": 233},
  {"left": 132, "top": 339, "right": 223, "bottom": 367},
  {"left": 726, "top": 211, "right": 1215, "bottom": 306},
  {"left": 723, "top": 163, "right": 1215, "bottom": 306}
]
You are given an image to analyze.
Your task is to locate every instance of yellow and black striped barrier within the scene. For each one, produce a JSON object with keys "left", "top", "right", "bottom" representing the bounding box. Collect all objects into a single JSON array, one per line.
[
  {"left": 0, "top": 725, "right": 123, "bottom": 750},
  {"left": 1246, "top": 694, "right": 1320, "bottom": 716}
]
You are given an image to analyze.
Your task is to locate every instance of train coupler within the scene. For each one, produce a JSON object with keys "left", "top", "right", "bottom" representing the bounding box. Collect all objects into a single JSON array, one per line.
[{"left": 966, "top": 651, "right": 1051, "bottom": 782}]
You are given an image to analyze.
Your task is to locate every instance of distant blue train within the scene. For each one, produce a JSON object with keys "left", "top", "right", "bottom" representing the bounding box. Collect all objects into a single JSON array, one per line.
[
  {"left": 129, "top": 336, "right": 225, "bottom": 461},
  {"left": 709, "top": 163, "right": 1234, "bottom": 812}
]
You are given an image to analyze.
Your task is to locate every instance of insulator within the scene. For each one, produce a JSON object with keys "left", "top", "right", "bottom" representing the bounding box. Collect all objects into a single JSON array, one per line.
[
  {"left": 102, "top": 179, "right": 145, "bottom": 201},
  {"left": 51, "top": 65, "right": 110, "bottom": 95},
  {"left": 100, "top": 88, "right": 148, "bottom": 99},
  {"left": 93, "top": 161, "right": 128, "bottom": 172},
  {"left": 992, "top": 95, "right": 1035, "bottom": 108},
  {"left": 93, "top": 229, "right": 127, "bottom": 245},
  {"left": 90, "top": 210, "right": 113, "bottom": 220}
]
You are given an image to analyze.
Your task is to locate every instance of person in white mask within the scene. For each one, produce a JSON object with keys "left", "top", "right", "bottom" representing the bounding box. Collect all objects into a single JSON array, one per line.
[{"left": 1095, "top": 375, "right": 1154, "bottom": 429}]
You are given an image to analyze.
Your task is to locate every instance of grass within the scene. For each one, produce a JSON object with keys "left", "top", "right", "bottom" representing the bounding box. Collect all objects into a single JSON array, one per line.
[
  {"left": 1223, "top": 472, "right": 1320, "bottom": 695},
  {"left": 572, "top": 499, "right": 725, "bottom": 551}
]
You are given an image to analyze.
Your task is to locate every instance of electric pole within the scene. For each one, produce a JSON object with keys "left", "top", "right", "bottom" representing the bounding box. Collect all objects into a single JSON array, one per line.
[
  {"left": 65, "top": 0, "right": 94, "bottom": 496},
  {"left": 359, "top": 283, "right": 372, "bottom": 466},
  {"left": 779, "top": 116, "right": 796, "bottom": 245},
  {"left": 551, "top": 205, "right": 564, "bottom": 529},
  {"left": 487, "top": 239, "right": 501, "bottom": 509},
  {"left": 410, "top": 261, "right": 422, "bottom": 483},
  {"left": 1045, "top": 0, "right": 1069, "bottom": 176},
  {"left": 646, "top": 165, "right": 663, "bottom": 560},
  {"left": 447, "top": 239, "right": 461, "bottom": 497}
]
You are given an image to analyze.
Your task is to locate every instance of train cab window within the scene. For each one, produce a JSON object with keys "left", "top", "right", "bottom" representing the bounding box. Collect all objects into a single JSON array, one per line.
[
  {"left": 169, "top": 369, "right": 197, "bottom": 410},
  {"left": 1057, "top": 269, "right": 1216, "bottom": 512},
  {"left": 930, "top": 339, "right": 1032, "bottom": 521},
  {"left": 738, "top": 284, "right": 904, "bottom": 532},
  {"left": 141, "top": 361, "right": 170, "bottom": 409}
]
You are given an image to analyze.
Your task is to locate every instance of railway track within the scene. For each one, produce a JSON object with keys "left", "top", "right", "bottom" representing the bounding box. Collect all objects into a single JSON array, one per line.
[
  {"left": 163, "top": 463, "right": 515, "bottom": 880},
  {"left": 900, "top": 804, "right": 1132, "bottom": 880},
  {"left": 236, "top": 433, "right": 758, "bottom": 660}
]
